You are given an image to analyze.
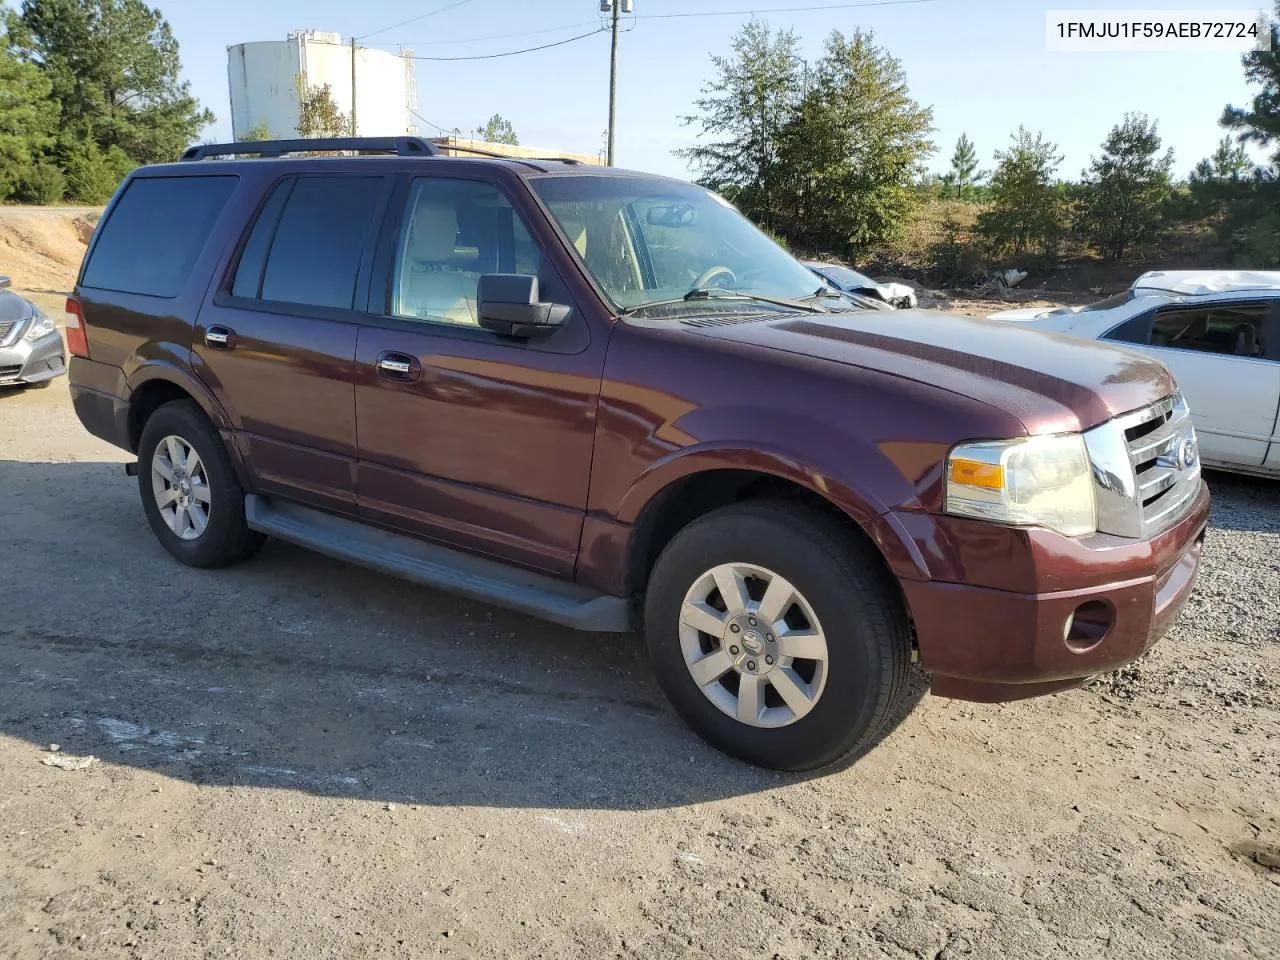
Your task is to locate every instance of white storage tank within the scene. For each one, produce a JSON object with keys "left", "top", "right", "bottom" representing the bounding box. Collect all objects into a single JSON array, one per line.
[{"left": 227, "top": 31, "right": 417, "bottom": 140}]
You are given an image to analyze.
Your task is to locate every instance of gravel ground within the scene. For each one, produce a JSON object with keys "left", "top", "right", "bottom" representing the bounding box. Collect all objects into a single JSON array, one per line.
[{"left": 2, "top": 375, "right": 1279, "bottom": 960}]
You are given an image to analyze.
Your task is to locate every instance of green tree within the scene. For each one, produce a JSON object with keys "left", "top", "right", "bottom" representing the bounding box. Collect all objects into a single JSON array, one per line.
[
  {"left": 676, "top": 19, "right": 804, "bottom": 230},
  {"left": 4, "top": 0, "right": 214, "bottom": 165},
  {"left": 1196, "top": 4, "right": 1280, "bottom": 266},
  {"left": 296, "top": 82, "right": 349, "bottom": 139},
  {"left": 237, "top": 121, "right": 274, "bottom": 142},
  {"left": 774, "top": 29, "right": 934, "bottom": 254},
  {"left": 0, "top": 43, "right": 58, "bottom": 201},
  {"left": 943, "top": 133, "right": 981, "bottom": 199},
  {"left": 976, "top": 127, "right": 1064, "bottom": 256},
  {"left": 1220, "top": 5, "right": 1280, "bottom": 165},
  {"left": 474, "top": 113, "right": 518, "bottom": 146},
  {"left": 64, "top": 137, "right": 132, "bottom": 202},
  {"left": 15, "top": 162, "right": 65, "bottom": 203},
  {"left": 1191, "top": 136, "right": 1252, "bottom": 182},
  {"left": 1074, "top": 113, "right": 1173, "bottom": 261}
]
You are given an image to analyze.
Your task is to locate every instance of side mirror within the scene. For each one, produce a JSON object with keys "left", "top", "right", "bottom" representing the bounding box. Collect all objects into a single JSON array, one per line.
[
  {"left": 0, "top": 276, "right": 10, "bottom": 290},
  {"left": 477, "top": 274, "right": 569, "bottom": 339}
]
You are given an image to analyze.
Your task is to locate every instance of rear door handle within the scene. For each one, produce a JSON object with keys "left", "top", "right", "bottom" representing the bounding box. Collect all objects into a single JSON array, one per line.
[
  {"left": 376, "top": 351, "right": 421, "bottom": 382},
  {"left": 205, "top": 326, "right": 235, "bottom": 349}
]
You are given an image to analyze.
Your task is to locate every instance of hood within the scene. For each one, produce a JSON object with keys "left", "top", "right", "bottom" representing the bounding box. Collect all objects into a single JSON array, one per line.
[
  {"left": 696, "top": 309, "right": 1177, "bottom": 434},
  {"left": 0, "top": 290, "right": 33, "bottom": 324},
  {"left": 987, "top": 305, "right": 1081, "bottom": 322}
]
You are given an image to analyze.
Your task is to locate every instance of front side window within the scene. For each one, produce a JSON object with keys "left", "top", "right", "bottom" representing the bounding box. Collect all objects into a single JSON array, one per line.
[
  {"left": 1150, "top": 304, "right": 1268, "bottom": 357},
  {"left": 391, "top": 178, "right": 540, "bottom": 327},
  {"left": 529, "top": 175, "right": 824, "bottom": 311}
]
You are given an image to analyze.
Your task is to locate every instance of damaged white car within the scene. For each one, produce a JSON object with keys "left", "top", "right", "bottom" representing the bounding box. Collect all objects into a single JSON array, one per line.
[
  {"left": 804, "top": 262, "right": 918, "bottom": 309},
  {"left": 989, "top": 271, "right": 1280, "bottom": 480}
]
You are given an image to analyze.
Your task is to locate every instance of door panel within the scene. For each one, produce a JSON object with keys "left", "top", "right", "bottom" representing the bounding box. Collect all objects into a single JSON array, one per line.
[
  {"left": 354, "top": 174, "right": 607, "bottom": 576},
  {"left": 193, "top": 307, "right": 358, "bottom": 511},
  {"left": 1138, "top": 347, "right": 1279, "bottom": 466},
  {"left": 355, "top": 329, "right": 601, "bottom": 576},
  {"left": 193, "top": 173, "right": 388, "bottom": 512}
]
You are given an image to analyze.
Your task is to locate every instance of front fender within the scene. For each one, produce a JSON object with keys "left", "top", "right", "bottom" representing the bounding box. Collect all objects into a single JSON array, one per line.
[{"left": 614, "top": 408, "right": 933, "bottom": 582}]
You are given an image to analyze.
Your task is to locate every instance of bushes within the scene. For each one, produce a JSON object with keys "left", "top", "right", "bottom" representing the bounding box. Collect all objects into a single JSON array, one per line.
[
  {"left": 14, "top": 162, "right": 65, "bottom": 203},
  {"left": 64, "top": 140, "right": 133, "bottom": 204}
]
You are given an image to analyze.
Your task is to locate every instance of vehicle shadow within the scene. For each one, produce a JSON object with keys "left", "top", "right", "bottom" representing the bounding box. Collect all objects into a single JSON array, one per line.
[
  {"left": 1203, "top": 470, "right": 1279, "bottom": 535},
  {"left": 0, "top": 458, "right": 926, "bottom": 810}
]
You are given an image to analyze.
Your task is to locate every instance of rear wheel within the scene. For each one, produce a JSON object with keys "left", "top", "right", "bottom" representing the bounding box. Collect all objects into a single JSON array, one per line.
[
  {"left": 644, "top": 501, "right": 912, "bottom": 770},
  {"left": 137, "top": 399, "right": 263, "bottom": 568}
]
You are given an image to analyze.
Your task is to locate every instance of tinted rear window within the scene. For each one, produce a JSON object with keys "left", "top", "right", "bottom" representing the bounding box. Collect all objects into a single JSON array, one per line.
[
  {"left": 255, "top": 176, "right": 382, "bottom": 310},
  {"left": 81, "top": 176, "right": 238, "bottom": 297}
]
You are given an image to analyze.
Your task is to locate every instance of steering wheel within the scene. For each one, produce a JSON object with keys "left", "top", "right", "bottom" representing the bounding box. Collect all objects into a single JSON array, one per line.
[{"left": 691, "top": 265, "right": 737, "bottom": 291}]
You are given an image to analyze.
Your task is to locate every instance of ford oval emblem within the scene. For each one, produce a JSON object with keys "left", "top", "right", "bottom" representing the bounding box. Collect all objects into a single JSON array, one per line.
[{"left": 1177, "top": 437, "right": 1198, "bottom": 470}]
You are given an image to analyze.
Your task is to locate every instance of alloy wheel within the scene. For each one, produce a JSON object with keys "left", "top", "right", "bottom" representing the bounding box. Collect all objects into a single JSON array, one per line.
[
  {"left": 151, "top": 434, "right": 211, "bottom": 541},
  {"left": 678, "top": 563, "right": 830, "bottom": 728}
]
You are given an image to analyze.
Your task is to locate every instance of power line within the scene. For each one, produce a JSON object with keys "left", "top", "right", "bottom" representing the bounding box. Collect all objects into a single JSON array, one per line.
[
  {"left": 399, "top": 21, "right": 602, "bottom": 47},
  {"left": 355, "top": 0, "right": 479, "bottom": 42},
  {"left": 409, "top": 108, "right": 457, "bottom": 135},
  {"left": 403, "top": 26, "right": 611, "bottom": 62},
  {"left": 636, "top": 0, "right": 938, "bottom": 18}
]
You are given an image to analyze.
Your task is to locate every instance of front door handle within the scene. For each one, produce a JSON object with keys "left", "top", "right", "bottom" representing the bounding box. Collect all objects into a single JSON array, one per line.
[
  {"left": 205, "top": 325, "right": 235, "bottom": 349},
  {"left": 376, "top": 351, "right": 421, "bottom": 382}
]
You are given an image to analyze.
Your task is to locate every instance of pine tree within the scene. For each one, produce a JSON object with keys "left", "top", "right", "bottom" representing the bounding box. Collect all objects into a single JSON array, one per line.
[
  {"left": 676, "top": 19, "right": 804, "bottom": 230},
  {"left": 1074, "top": 113, "right": 1174, "bottom": 261},
  {"left": 475, "top": 114, "right": 518, "bottom": 146},
  {"left": 947, "top": 133, "right": 980, "bottom": 199},
  {"left": 976, "top": 127, "right": 1063, "bottom": 256}
]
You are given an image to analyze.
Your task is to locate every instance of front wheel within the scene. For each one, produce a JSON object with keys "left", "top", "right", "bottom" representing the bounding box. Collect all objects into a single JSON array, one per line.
[
  {"left": 137, "top": 399, "right": 264, "bottom": 568},
  {"left": 644, "top": 501, "right": 913, "bottom": 770}
]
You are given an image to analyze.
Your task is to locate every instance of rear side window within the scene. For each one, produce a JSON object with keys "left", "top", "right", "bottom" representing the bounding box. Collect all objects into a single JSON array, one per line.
[
  {"left": 81, "top": 176, "right": 238, "bottom": 298},
  {"left": 232, "top": 175, "right": 382, "bottom": 311}
]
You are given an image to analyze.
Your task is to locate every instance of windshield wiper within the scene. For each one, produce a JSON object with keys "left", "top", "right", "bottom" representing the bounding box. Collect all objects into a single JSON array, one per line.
[
  {"left": 620, "top": 287, "right": 827, "bottom": 317},
  {"left": 683, "top": 287, "right": 826, "bottom": 312}
]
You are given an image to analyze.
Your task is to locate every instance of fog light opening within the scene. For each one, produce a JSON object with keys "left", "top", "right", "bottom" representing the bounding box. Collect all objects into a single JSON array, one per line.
[{"left": 1064, "top": 600, "right": 1114, "bottom": 653}]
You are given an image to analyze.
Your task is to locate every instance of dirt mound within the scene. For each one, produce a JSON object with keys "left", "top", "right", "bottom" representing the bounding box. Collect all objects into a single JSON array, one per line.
[{"left": 0, "top": 209, "right": 91, "bottom": 297}]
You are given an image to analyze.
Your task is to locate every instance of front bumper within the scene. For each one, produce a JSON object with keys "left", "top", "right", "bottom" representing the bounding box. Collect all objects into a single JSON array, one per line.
[
  {"left": 0, "top": 330, "right": 66, "bottom": 386},
  {"left": 902, "top": 480, "right": 1210, "bottom": 702}
]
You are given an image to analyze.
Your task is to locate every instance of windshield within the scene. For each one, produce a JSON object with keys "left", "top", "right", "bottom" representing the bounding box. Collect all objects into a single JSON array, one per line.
[{"left": 529, "top": 175, "right": 825, "bottom": 310}]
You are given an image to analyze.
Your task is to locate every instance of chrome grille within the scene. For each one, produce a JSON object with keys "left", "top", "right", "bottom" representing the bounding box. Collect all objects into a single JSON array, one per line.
[
  {"left": 0, "top": 319, "right": 16, "bottom": 345},
  {"left": 1083, "top": 392, "right": 1200, "bottom": 539}
]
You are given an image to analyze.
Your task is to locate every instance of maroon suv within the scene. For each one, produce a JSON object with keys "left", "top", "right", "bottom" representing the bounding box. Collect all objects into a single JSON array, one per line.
[{"left": 66, "top": 137, "right": 1209, "bottom": 770}]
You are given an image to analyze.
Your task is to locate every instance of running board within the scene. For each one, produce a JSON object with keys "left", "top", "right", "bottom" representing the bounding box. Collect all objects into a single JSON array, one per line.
[{"left": 244, "top": 495, "right": 631, "bottom": 633}]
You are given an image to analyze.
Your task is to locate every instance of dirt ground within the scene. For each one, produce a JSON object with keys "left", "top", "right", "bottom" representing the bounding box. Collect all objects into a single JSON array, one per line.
[{"left": 1, "top": 211, "right": 1278, "bottom": 960}]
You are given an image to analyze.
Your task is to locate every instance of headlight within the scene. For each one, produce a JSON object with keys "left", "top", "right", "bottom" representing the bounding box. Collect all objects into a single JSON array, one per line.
[
  {"left": 22, "top": 307, "right": 56, "bottom": 341},
  {"left": 945, "top": 433, "right": 1097, "bottom": 537}
]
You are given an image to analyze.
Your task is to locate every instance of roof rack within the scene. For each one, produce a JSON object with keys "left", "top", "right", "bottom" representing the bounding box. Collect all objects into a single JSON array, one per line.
[
  {"left": 181, "top": 136, "right": 441, "bottom": 161},
  {"left": 428, "top": 143, "right": 589, "bottom": 166},
  {"left": 180, "top": 136, "right": 595, "bottom": 169}
]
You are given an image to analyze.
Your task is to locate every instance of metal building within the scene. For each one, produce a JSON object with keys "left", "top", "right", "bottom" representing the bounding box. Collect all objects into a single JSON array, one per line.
[{"left": 227, "top": 31, "right": 417, "bottom": 140}]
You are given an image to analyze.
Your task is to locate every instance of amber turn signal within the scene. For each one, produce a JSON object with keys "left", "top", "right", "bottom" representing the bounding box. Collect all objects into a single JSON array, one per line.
[{"left": 949, "top": 458, "right": 1004, "bottom": 490}]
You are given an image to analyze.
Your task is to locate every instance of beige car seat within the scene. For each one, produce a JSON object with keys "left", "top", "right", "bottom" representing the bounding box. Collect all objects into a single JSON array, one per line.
[{"left": 397, "top": 202, "right": 480, "bottom": 325}]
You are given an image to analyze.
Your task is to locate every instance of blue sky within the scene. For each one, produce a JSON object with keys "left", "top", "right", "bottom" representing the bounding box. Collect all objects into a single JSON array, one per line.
[{"left": 145, "top": 0, "right": 1266, "bottom": 180}]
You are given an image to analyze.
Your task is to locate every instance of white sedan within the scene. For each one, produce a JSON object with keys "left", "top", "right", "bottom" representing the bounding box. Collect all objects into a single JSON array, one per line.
[{"left": 989, "top": 271, "right": 1280, "bottom": 479}]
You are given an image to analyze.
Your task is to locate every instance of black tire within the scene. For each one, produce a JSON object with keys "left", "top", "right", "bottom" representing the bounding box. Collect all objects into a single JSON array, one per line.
[
  {"left": 643, "top": 501, "right": 912, "bottom": 771},
  {"left": 136, "top": 399, "right": 263, "bottom": 568}
]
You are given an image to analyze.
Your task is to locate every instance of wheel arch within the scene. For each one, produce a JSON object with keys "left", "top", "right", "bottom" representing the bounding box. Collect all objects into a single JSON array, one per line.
[
  {"left": 618, "top": 446, "right": 930, "bottom": 598},
  {"left": 126, "top": 365, "right": 250, "bottom": 487}
]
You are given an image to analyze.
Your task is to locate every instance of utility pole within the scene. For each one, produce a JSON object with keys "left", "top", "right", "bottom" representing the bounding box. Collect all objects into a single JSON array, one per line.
[
  {"left": 350, "top": 39, "right": 358, "bottom": 136},
  {"left": 604, "top": 0, "right": 630, "bottom": 165}
]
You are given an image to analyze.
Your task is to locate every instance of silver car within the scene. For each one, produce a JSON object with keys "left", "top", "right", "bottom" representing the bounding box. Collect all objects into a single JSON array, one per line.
[{"left": 0, "top": 275, "right": 66, "bottom": 388}]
